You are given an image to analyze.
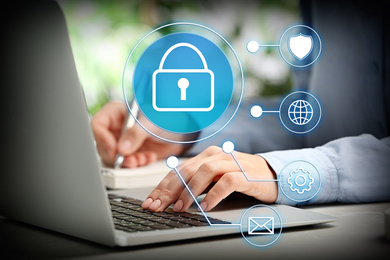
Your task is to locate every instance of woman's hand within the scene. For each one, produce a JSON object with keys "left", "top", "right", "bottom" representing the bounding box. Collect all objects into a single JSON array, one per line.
[
  {"left": 141, "top": 145, "right": 278, "bottom": 212},
  {"left": 91, "top": 101, "right": 186, "bottom": 168}
]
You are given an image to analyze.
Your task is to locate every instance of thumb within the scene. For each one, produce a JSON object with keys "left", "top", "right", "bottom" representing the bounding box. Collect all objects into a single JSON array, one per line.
[{"left": 118, "top": 125, "right": 148, "bottom": 156}]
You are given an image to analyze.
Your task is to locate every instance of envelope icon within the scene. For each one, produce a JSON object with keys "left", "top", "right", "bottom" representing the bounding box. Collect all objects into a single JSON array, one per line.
[{"left": 248, "top": 217, "right": 274, "bottom": 235}]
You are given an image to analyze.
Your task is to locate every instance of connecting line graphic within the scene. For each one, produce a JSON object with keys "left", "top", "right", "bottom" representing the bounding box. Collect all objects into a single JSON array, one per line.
[
  {"left": 249, "top": 105, "right": 279, "bottom": 119},
  {"left": 222, "top": 141, "right": 279, "bottom": 183},
  {"left": 246, "top": 40, "right": 280, "bottom": 53},
  {"left": 166, "top": 155, "right": 238, "bottom": 226},
  {"left": 258, "top": 44, "right": 280, "bottom": 47},
  {"left": 171, "top": 167, "right": 239, "bottom": 226},
  {"left": 166, "top": 140, "right": 279, "bottom": 226},
  {"left": 229, "top": 152, "right": 280, "bottom": 182}
]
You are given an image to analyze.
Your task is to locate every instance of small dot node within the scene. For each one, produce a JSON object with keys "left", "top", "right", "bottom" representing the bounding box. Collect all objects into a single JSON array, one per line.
[
  {"left": 166, "top": 156, "right": 179, "bottom": 169},
  {"left": 222, "top": 141, "right": 235, "bottom": 154},
  {"left": 247, "top": 40, "right": 259, "bottom": 53},
  {"left": 250, "top": 105, "right": 263, "bottom": 118}
]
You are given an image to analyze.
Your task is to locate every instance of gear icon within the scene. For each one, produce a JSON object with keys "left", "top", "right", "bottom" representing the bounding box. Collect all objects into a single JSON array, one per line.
[{"left": 287, "top": 168, "right": 314, "bottom": 194}]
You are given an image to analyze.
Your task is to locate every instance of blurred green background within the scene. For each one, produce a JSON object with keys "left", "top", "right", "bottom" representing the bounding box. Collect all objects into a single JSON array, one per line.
[{"left": 60, "top": 0, "right": 300, "bottom": 115}]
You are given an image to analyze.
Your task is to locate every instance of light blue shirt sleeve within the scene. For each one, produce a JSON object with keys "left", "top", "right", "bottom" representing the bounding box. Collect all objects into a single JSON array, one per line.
[{"left": 260, "top": 134, "right": 390, "bottom": 206}]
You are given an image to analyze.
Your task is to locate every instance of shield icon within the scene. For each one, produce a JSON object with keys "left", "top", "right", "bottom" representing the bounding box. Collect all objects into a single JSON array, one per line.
[{"left": 288, "top": 33, "right": 313, "bottom": 61}]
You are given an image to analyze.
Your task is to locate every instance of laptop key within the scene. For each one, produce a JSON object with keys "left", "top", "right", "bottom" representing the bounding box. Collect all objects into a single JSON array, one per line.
[
  {"left": 149, "top": 224, "right": 172, "bottom": 230},
  {"left": 163, "top": 221, "right": 192, "bottom": 228},
  {"left": 208, "top": 218, "right": 231, "bottom": 224},
  {"left": 115, "top": 225, "right": 137, "bottom": 233},
  {"left": 130, "top": 225, "right": 155, "bottom": 232},
  {"left": 184, "top": 220, "right": 209, "bottom": 226},
  {"left": 122, "top": 198, "right": 143, "bottom": 204}
]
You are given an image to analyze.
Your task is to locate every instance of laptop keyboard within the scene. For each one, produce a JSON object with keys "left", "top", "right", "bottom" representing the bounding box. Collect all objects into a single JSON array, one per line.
[{"left": 109, "top": 194, "right": 230, "bottom": 233}]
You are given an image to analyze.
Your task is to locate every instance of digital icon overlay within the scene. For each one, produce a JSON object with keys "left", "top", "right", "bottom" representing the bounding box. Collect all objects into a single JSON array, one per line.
[
  {"left": 279, "top": 161, "right": 321, "bottom": 202},
  {"left": 132, "top": 32, "right": 231, "bottom": 135},
  {"left": 248, "top": 217, "right": 275, "bottom": 235},
  {"left": 288, "top": 99, "right": 313, "bottom": 125},
  {"left": 124, "top": 22, "right": 324, "bottom": 248},
  {"left": 123, "top": 22, "right": 244, "bottom": 144},
  {"left": 240, "top": 205, "right": 282, "bottom": 247},
  {"left": 247, "top": 24, "right": 321, "bottom": 68},
  {"left": 250, "top": 91, "right": 321, "bottom": 134},
  {"left": 288, "top": 168, "right": 314, "bottom": 194},
  {"left": 152, "top": 42, "right": 215, "bottom": 112}
]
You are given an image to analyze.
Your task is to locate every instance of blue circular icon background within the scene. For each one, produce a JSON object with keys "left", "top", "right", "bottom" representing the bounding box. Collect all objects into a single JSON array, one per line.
[{"left": 133, "top": 32, "right": 233, "bottom": 133}]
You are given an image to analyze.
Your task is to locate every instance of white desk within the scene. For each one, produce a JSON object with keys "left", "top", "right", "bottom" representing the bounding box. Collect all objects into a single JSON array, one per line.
[{"left": 1, "top": 202, "right": 389, "bottom": 259}]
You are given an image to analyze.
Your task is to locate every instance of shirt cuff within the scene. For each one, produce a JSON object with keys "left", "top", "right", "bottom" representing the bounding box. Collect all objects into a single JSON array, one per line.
[{"left": 258, "top": 147, "right": 339, "bottom": 206}]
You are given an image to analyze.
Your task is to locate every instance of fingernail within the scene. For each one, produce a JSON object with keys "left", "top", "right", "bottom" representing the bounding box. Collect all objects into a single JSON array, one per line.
[
  {"left": 119, "top": 140, "right": 131, "bottom": 153},
  {"left": 149, "top": 199, "right": 162, "bottom": 211},
  {"left": 141, "top": 198, "right": 153, "bottom": 209},
  {"left": 173, "top": 200, "right": 184, "bottom": 212},
  {"left": 200, "top": 201, "right": 208, "bottom": 211}
]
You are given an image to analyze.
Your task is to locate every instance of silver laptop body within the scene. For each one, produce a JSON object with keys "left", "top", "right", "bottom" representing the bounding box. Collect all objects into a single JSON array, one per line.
[{"left": 0, "top": 1, "right": 335, "bottom": 247}]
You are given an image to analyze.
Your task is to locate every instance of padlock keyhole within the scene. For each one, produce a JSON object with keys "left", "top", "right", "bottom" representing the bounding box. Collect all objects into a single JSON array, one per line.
[{"left": 178, "top": 78, "right": 189, "bottom": 101}]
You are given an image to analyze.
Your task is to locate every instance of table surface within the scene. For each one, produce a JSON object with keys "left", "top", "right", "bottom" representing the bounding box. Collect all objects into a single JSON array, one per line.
[{"left": 1, "top": 202, "right": 390, "bottom": 259}]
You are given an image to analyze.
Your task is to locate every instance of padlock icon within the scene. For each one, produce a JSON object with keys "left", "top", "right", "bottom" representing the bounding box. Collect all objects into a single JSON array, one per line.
[{"left": 152, "top": 42, "right": 214, "bottom": 112}]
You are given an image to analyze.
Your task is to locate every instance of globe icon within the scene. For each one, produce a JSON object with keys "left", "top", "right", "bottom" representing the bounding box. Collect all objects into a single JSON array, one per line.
[{"left": 288, "top": 100, "right": 313, "bottom": 125}]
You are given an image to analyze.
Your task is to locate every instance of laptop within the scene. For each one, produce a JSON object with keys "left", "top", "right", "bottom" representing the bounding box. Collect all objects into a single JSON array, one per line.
[{"left": 1, "top": 2, "right": 336, "bottom": 247}]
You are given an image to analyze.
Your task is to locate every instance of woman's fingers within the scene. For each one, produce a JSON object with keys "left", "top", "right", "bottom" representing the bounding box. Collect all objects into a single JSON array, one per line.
[
  {"left": 141, "top": 170, "right": 186, "bottom": 212},
  {"left": 174, "top": 159, "right": 239, "bottom": 212},
  {"left": 91, "top": 102, "right": 127, "bottom": 166},
  {"left": 200, "top": 171, "right": 244, "bottom": 211},
  {"left": 121, "top": 151, "right": 158, "bottom": 168},
  {"left": 142, "top": 146, "right": 278, "bottom": 213},
  {"left": 141, "top": 146, "right": 225, "bottom": 212},
  {"left": 92, "top": 124, "right": 117, "bottom": 165}
]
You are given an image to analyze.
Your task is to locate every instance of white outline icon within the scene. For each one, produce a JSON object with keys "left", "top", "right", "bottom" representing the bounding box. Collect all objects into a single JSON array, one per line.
[
  {"left": 288, "top": 33, "right": 313, "bottom": 61},
  {"left": 248, "top": 217, "right": 274, "bottom": 235},
  {"left": 287, "top": 168, "right": 314, "bottom": 194},
  {"left": 288, "top": 99, "right": 314, "bottom": 125},
  {"left": 152, "top": 42, "right": 215, "bottom": 112},
  {"left": 279, "top": 160, "right": 322, "bottom": 202},
  {"left": 240, "top": 205, "right": 283, "bottom": 247}
]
